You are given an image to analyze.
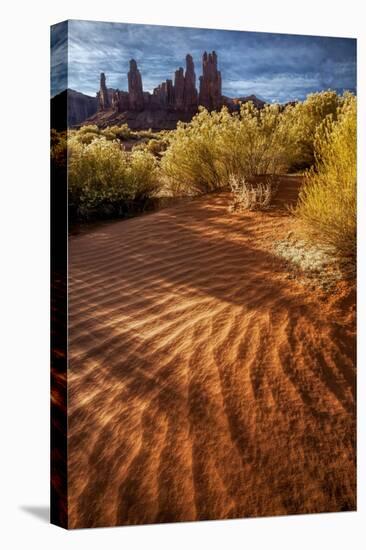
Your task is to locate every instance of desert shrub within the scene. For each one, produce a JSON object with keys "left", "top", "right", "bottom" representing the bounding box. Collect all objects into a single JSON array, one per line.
[
  {"left": 217, "top": 103, "right": 290, "bottom": 177},
  {"left": 101, "top": 124, "right": 133, "bottom": 141},
  {"left": 134, "top": 129, "right": 159, "bottom": 140},
  {"left": 162, "top": 103, "right": 290, "bottom": 195},
  {"left": 161, "top": 108, "right": 223, "bottom": 194},
  {"left": 68, "top": 135, "right": 160, "bottom": 217},
  {"left": 141, "top": 135, "right": 172, "bottom": 157},
  {"left": 68, "top": 136, "right": 130, "bottom": 212},
  {"left": 71, "top": 124, "right": 134, "bottom": 145},
  {"left": 51, "top": 129, "right": 67, "bottom": 168},
  {"left": 128, "top": 149, "right": 161, "bottom": 200},
  {"left": 283, "top": 90, "right": 343, "bottom": 170},
  {"left": 228, "top": 174, "right": 278, "bottom": 212},
  {"left": 294, "top": 93, "right": 356, "bottom": 256},
  {"left": 71, "top": 124, "right": 101, "bottom": 144}
]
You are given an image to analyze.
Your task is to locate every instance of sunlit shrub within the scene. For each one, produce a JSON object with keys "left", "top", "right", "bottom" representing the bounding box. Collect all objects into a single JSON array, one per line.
[
  {"left": 218, "top": 103, "right": 290, "bottom": 177},
  {"left": 68, "top": 136, "right": 160, "bottom": 216},
  {"left": 101, "top": 124, "right": 133, "bottom": 141},
  {"left": 162, "top": 103, "right": 290, "bottom": 195},
  {"left": 294, "top": 94, "right": 356, "bottom": 256},
  {"left": 128, "top": 149, "right": 161, "bottom": 200},
  {"left": 161, "top": 108, "right": 223, "bottom": 194},
  {"left": 144, "top": 137, "right": 171, "bottom": 157},
  {"left": 283, "top": 90, "right": 343, "bottom": 169},
  {"left": 134, "top": 129, "right": 156, "bottom": 140},
  {"left": 71, "top": 124, "right": 101, "bottom": 144}
]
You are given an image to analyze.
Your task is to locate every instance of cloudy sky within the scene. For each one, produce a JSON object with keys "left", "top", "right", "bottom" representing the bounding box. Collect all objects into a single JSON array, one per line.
[{"left": 51, "top": 19, "right": 356, "bottom": 103}]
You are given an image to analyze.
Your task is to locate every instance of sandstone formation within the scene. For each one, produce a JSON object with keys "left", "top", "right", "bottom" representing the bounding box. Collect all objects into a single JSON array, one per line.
[
  {"left": 152, "top": 79, "right": 175, "bottom": 108},
  {"left": 199, "top": 51, "right": 222, "bottom": 110},
  {"left": 98, "top": 73, "right": 110, "bottom": 111},
  {"left": 183, "top": 54, "right": 198, "bottom": 110},
  {"left": 84, "top": 51, "right": 266, "bottom": 130},
  {"left": 173, "top": 67, "right": 185, "bottom": 110},
  {"left": 98, "top": 52, "right": 221, "bottom": 116},
  {"left": 128, "top": 59, "right": 144, "bottom": 111},
  {"left": 112, "top": 90, "right": 129, "bottom": 113}
]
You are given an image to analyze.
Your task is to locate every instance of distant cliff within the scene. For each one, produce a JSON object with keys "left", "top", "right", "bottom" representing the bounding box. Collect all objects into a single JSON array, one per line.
[{"left": 51, "top": 89, "right": 98, "bottom": 130}]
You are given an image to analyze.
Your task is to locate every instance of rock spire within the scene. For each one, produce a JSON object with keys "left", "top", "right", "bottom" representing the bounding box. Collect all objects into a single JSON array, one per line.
[
  {"left": 128, "top": 59, "right": 144, "bottom": 111},
  {"left": 98, "top": 72, "right": 110, "bottom": 111},
  {"left": 198, "top": 51, "right": 222, "bottom": 110}
]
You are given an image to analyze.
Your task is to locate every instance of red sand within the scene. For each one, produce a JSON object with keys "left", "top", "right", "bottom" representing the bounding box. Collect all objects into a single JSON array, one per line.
[{"left": 67, "top": 176, "right": 356, "bottom": 528}]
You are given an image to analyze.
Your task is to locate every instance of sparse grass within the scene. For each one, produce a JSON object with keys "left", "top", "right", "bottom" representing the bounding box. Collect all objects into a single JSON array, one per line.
[
  {"left": 228, "top": 175, "right": 278, "bottom": 212},
  {"left": 272, "top": 236, "right": 355, "bottom": 290}
]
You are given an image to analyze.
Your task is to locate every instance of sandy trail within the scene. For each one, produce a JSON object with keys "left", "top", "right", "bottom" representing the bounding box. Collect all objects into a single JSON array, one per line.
[{"left": 68, "top": 176, "right": 356, "bottom": 528}]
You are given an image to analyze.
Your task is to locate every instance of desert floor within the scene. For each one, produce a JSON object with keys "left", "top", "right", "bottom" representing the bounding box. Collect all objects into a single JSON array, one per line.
[{"left": 68, "top": 176, "right": 356, "bottom": 528}]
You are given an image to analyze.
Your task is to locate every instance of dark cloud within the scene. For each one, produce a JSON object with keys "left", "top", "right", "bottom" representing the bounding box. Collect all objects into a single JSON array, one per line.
[
  {"left": 51, "top": 19, "right": 356, "bottom": 103},
  {"left": 50, "top": 20, "right": 68, "bottom": 96}
]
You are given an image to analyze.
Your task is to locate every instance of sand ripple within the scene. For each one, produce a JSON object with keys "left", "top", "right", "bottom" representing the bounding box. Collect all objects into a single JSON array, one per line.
[{"left": 67, "top": 177, "right": 356, "bottom": 528}]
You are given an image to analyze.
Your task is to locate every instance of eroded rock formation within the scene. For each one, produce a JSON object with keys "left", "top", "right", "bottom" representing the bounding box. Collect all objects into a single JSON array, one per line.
[
  {"left": 128, "top": 59, "right": 144, "bottom": 111},
  {"left": 152, "top": 79, "right": 175, "bottom": 108},
  {"left": 151, "top": 54, "right": 198, "bottom": 112},
  {"left": 85, "top": 51, "right": 265, "bottom": 130},
  {"left": 112, "top": 90, "right": 129, "bottom": 113},
  {"left": 173, "top": 67, "right": 185, "bottom": 110},
  {"left": 99, "top": 52, "right": 222, "bottom": 115},
  {"left": 98, "top": 73, "right": 110, "bottom": 111},
  {"left": 183, "top": 54, "right": 198, "bottom": 110},
  {"left": 199, "top": 51, "right": 222, "bottom": 111}
]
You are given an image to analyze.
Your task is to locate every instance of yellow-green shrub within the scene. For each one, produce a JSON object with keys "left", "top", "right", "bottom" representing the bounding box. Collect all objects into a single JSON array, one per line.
[
  {"left": 295, "top": 94, "right": 356, "bottom": 255},
  {"left": 127, "top": 149, "right": 161, "bottom": 200},
  {"left": 70, "top": 124, "right": 134, "bottom": 145},
  {"left": 145, "top": 136, "right": 171, "bottom": 157},
  {"left": 69, "top": 124, "right": 101, "bottom": 144},
  {"left": 217, "top": 103, "right": 290, "bottom": 177},
  {"left": 161, "top": 108, "right": 223, "bottom": 194},
  {"left": 101, "top": 124, "right": 133, "bottom": 141},
  {"left": 51, "top": 129, "right": 67, "bottom": 168},
  {"left": 132, "top": 131, "right": 172, "bottom": 157},
  {"left": 161, "top": 103, "right": 290, "bottom": 195},
  {"left": 68, "top": 135, "right": 160, "bottom": 216},
  {"left": 283, "top": 90, "right": 343, "bottom": 169}
]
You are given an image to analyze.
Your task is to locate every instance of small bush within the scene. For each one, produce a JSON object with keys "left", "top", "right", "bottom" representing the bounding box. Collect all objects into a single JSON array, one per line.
[
  {"left": 217, "top": 103, "right": 290, "bottom": 178},
  {"left": 294, "top": 94, "right": 356, "bottom": 256},
  {"left": 145, "top": 137, "right": 170, "bottom": 157},
  {"left": 73, "top": 124, "right": 101, "bottom": 144},
  {"left": 71, "top": 124, "right": 134, "bottom": 145},
  {"left": 134, "top": 129, "right": 156, "bottom": 140},
  {"left": 68, "top": 136, "right": 160, "bottom": 217},
  {"left": 51, "top": 129, "right": 67, "bottom": 168},
  {"left": 128, "top": 149, "right": 161, "bottom": 200},
  {"left": 162, "top": 104, "right": 290, "bottom": 195},
  {"left": 101, "top": 124, "right": 133, "bottom": 141},
  {"left": 161, "top": 108, "right": 224, "bottom": 194},
  {"left": 283, "top": 90, "right": 343, "bottom": 170},
  {"left": 228, "top": 175, "right": 278, "bottom": 212}
]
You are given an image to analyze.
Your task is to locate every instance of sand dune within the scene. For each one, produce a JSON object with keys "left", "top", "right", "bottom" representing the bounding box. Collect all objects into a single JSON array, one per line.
[{"left": 68, "top": 176, "right": 356, "bottom": 528}]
